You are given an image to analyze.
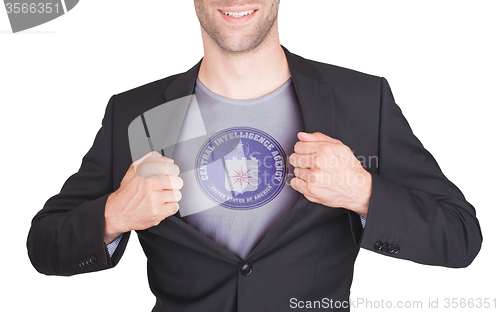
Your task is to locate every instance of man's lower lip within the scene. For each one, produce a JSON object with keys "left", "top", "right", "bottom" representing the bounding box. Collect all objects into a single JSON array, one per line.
[{"left": 218, "top": 10, "right": 257, "bottom": 24}]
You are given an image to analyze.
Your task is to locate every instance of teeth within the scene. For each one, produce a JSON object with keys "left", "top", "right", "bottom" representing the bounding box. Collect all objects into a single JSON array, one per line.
[{"left": 223, "top": 10, "right": 255, "bottom": 18}]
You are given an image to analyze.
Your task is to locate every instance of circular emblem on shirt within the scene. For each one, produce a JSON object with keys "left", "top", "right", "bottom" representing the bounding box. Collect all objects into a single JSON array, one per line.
[{"left": 194, "top": 127, "right": 287, "bottom": 210}]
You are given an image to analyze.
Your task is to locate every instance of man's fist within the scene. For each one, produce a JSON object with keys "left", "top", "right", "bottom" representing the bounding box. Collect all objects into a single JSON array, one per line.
[
  {"left": 289, "top": 132, "right": 371, "bottom": 219},
  {"left": 104, "top": 152, "right": 183, "bottom": 244}
]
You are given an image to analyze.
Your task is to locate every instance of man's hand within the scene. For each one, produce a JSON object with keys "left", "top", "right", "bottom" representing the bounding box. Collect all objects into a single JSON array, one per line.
[
  {"left": 289, "top": 132, "right": 371, "bottom": 219},
  {"left": 104, "top": 151, "right": 183, "bottom": 244}
]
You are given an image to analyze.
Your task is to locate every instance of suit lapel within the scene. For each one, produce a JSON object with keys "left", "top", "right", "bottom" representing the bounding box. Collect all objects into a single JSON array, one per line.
[
  {"left": 247, "top": 48, "right": 339, "bottom": 259},
  {"left": 163, "top": 60, "right": 201, "bottom": 103},
  {"left": 283, "top": 46, "right": 336, "bottom": 137},
  {"left": 154, "top": 47, "right": 339, "bottom": 263}
]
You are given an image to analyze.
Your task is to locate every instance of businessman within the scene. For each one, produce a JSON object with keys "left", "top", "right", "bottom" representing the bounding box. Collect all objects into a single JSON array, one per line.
[{"left": 27, "top": 1, "right": 482, "bottom": 311}]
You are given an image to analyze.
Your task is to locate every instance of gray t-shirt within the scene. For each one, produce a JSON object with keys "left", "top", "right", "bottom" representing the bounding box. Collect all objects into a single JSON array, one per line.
[{"left": 173, "top": 77, "right": 305, "bottom": 259}]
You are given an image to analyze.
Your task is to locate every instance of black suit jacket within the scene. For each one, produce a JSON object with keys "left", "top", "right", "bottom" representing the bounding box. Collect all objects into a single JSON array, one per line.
[{"left": 27, "top": 47, "right": 482, "bottom": 311}]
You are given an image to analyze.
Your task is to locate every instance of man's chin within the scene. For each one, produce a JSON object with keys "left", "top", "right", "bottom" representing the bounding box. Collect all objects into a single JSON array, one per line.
[{"left": 215, "top": 32, "right": 270, "bottom": 55}]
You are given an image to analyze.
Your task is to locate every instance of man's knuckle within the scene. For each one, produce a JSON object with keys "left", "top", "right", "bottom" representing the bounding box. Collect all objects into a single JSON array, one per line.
[
  {"left": 305, "top": 194, "right": 319, "bottom": 203},
  {"left": 312, "top": 156, "right": 322, "bottom": 169},
  {"left": 166, "top": 163, "right": 180, "bottom": 176},
  {"left": 294, "top": 142, "right": 301, "bottom": 151},
  {"left": 174, "top": 176, "right": 184, "bottom": 189},
  {"left": 307, "top": 183, "right": 317, "bottom": 196},
  {"left": 139, "top": 176, "right": 155, "bottom": 188},
  {"left": 317, "top": 143, "right": 331, "bottom": 154},
  {"left": 166, "top": 202, "right": 179, "bottom": 215},
  {"left": 174, "top": 190, "right": 182, "bottom": 201},
  {"left": 150, "top": 204, "right": 162, "bottom": 217},
  {"left": 307, "top": 173, "right": 316, "bottom": 184},
  {"left": 147, "top": 191, "right": 156, "bottom": 201}
]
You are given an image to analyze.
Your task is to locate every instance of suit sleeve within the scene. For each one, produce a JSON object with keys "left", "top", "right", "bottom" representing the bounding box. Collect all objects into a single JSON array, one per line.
[
  {"left": 353, "top": 77, "right": 482, "bottom": 268},
  {"left": 27, "top": 96, "right": 131, "bottom": 276}
]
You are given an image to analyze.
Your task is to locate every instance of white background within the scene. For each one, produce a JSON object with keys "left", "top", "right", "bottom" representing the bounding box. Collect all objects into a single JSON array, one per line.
[{"left": 1, "top": 1, "right": 499, "bottom": 311}]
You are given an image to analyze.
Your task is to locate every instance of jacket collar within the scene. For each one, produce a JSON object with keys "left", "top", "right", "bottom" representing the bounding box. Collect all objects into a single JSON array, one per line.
[{"left": 283, "top": 46, "right": 336, "bottom": 137}]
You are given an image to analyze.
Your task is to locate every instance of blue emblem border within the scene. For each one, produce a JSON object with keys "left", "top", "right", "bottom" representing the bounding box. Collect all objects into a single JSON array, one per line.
[{"left": 194, "top": 127, "right": 288, "bottom": 210}]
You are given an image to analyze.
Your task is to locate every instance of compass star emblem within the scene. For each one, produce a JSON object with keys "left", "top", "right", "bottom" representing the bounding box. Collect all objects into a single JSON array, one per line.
[{"left": 230, "top": 166, "right": 253, "bottom": 188}]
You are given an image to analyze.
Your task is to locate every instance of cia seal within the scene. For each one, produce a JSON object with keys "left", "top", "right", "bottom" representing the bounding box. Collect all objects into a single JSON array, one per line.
[{"left": 194, "top": 127, "right": 287, "bottom": 210}]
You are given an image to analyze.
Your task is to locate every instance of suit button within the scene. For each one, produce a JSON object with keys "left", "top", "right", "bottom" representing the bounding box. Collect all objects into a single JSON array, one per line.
[
  {"left": 79, "top": 259, "right": 87, "bottom": 268},
  {"left": 240, "top": 263, "right": 253, "bottom": 276},
  {"left": 388, "top": 244, "right": 400, "bottom": 254},
  {"left": 387, "top": 244, "right": 395, "bottom": 253},
  {"left": 89, "top": 256, "right": 97, "bottom": 265},
  {"left": 374, "top": 241, "right": 384, "bottom": 250},
  {"left": 381, "top": 242, "right": 389, "bottom": 252}
]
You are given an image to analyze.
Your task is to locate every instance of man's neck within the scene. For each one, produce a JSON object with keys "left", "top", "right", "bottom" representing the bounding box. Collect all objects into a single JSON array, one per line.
[{"left": 197, "top": 28, "right": 291, "bottom": 100}]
